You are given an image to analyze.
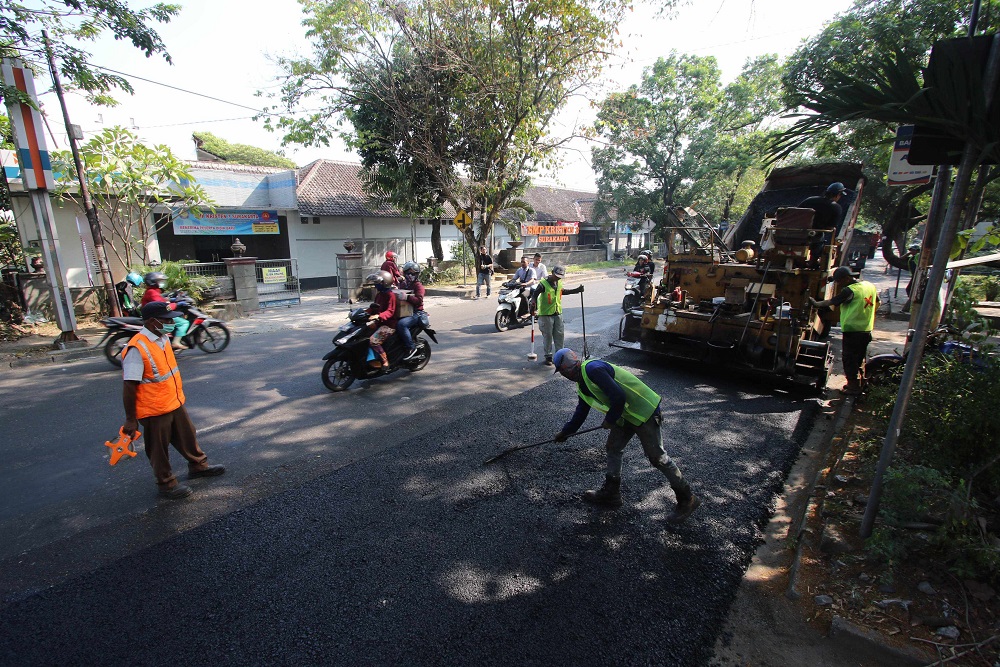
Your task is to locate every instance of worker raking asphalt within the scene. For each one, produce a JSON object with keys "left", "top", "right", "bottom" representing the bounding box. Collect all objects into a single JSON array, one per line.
[{"left": 0, "top": 351, "right": 819, "bottom": 666}]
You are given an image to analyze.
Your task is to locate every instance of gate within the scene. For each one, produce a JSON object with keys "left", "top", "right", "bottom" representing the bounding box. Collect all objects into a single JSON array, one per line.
[{"left": 256, "top": 259, "right": 301, "bottom": 308}]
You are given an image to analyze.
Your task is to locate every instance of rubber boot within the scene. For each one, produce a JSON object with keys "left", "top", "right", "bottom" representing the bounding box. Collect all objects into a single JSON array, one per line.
[
  {"left": 841, "top": 379, "right": 862, "bottom": 396},
  {"left": 582, "top": 475, "right": 622, "bottom": 508},
  {"left": 666, "top": 485, "right": 701, "bottom": 524}
]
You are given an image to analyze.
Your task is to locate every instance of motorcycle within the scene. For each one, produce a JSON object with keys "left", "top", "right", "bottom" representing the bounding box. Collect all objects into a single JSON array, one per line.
[
  {"left": 495, "top": 279, "right": 534, "bottom": 331},
  {"left": 321, "top": 307, "right": 437, "bottom": 391},
  {"left": 865, "top": 325, "right": 993, "bottom": 386},
  {"left": 622, "top": 271, "right": 649, "bottom": 312},
  {"left": 99, "top": 291, "right": 231, "bottom": 367}
]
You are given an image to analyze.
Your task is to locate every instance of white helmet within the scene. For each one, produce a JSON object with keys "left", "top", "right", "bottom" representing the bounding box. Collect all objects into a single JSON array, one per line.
[{"left": 366, "top": 270, "right": 394, "bottom": 287}]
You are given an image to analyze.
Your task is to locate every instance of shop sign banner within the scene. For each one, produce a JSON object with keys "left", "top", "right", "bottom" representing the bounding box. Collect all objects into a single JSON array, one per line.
[
  {"left": 261, "top": 266, "right": 288, "bottom": 284},
  {"left": 173, "top": 209, "right": 280, "bottom": 235},
  {"left": 521, "top": 221, "right": 580, "bottom": 235},
  {"left": 888, "top": 125, "right": 934, "bottom": 186}
]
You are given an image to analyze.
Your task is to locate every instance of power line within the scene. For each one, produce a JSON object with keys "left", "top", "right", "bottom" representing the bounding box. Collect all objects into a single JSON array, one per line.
[{"left": 91, "top": 64, "right": 264, "bottom": 112}]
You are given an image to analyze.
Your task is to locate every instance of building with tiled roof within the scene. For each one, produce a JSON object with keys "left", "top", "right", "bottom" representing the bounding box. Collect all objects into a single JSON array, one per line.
[{"left": 296, "top": 160, "right": 400, "bottom": 218}]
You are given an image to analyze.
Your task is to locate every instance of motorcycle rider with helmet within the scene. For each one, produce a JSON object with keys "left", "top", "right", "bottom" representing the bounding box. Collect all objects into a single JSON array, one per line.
[
  {"left": 631, "top": 252, "right": 655, "bottom": 301},
  {"left": 366, "top": 270, "right": 400, "bottom": 368},
  {"left": 140, "top": 271, "right": 190, "bottom": 352},
  {"left": 381, "top": 250, "right": 404, "bottom": 286},
  {"left": 395, "top": 261, "right": 426, "bottom": 361}
]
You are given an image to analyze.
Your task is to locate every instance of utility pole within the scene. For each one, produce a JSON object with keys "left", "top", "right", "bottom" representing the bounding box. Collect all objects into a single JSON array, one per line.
[{"left": 42, "top": 31, "right": 120, "bottom": 317}]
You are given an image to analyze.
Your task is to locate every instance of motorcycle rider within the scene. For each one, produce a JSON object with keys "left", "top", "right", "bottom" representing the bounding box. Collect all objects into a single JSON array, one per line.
[
  {"left": 366, "top": 270, "right": 399, "bottom": 368},
  {"left": 395, "top": 261, "right": 426, "bottom": 361},
  {"left": 117, "top": 271, "right": 144, "bottom": 316},
  {"left": 630, "top": 252, "right": 655, "bottom": 300},
  {"left": 140, "top": 272, "right": 189, "bottom": 352},
  {"left": 381, "top": 250, "right": 404, "bottom": 286},
  {"left": 513, "top": 256, "right": 537, "bottom": 289}
]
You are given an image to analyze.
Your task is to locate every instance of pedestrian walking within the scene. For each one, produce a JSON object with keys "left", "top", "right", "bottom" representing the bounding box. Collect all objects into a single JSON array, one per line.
[
  {"left": 529, "top": 265, "right": 583, "bottom": 365},
  {"left": 809, "top": 265, "right": 880, "bottom": 395},
  {"left": 551, "top": 348, "right": 701, "bottom": 523},
  {"left": 475, "top": 245, "right": 495, "bottom": 299},
  {"left": 121, "top": 301, "right": 225, "bottom": 500}
]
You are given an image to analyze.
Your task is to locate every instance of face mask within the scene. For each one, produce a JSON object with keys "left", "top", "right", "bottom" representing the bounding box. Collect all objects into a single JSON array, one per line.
[{"left": 160, "top": 322, "right": 176, "bottom": 335}]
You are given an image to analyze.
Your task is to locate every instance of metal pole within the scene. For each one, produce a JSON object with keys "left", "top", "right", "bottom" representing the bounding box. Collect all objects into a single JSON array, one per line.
[
  {"left": 860, "top": 34, "right": 1000, "bottom": 539},
  {"left": 42, "top": 31, "right": 120, "bottom": 317}
]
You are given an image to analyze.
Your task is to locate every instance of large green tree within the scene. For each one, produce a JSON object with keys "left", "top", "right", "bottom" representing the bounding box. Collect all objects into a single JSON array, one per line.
[
  {"left": 591, "top": 53, "right": 787, "bottom": 238},
  {"left": 264, "top": 0, "right": 628, "bottom": 251},
  {"left": 0, "top": 0, "right": 179, "bottom": 106},
  {"left": 51, "top": 126, "right": 213, "bottom": 271}
]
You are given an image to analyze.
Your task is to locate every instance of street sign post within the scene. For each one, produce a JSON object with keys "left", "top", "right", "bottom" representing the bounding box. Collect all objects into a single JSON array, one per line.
[{"left": 454, "top": 209, "right": 472, "bottom": 231}]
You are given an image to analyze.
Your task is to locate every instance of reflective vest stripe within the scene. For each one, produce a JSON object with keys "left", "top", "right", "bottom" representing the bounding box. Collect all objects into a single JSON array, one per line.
[
  {"left": 577, "top": 361, "right": 660, "bottom": 427},
  {"left": 538, "top": 280, "right": 562, "bottom": 316},
  {"left": 133, "top": 338, "right": 180, "bottom": 383}
]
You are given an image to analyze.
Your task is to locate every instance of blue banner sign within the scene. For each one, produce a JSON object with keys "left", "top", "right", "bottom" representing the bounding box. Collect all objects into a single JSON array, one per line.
[{"left": 173, "top": 209, "right": 280, "bottom": 235}]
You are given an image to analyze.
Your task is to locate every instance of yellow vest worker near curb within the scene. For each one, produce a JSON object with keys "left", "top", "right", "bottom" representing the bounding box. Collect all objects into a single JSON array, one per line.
[
  {"left": 529, "top": 265, "right": 584, "bottom": 366},
  {"left": 809, "top": 265, "right": 880, "bottom": 396},
  {"left": 122, "top": 301, "right": 226, "bottom": 500},
  {"left": 552, "top": 348, "right": 701, "bottom": 523}
]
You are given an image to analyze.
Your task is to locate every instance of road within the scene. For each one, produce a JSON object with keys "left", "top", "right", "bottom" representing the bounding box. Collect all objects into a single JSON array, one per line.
[{"left": 0, "top": 274, "right": 821, "bottom": 665}]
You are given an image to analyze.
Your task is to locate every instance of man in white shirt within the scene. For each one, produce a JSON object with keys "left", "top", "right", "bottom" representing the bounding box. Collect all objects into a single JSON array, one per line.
[{"left": 532, "top": 253, "right": 548, "bottom": 281}]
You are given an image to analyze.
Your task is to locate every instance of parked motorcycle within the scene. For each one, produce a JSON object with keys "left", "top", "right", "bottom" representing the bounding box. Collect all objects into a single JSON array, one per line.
[
  {"left": 495, "top": 279, "right": 534, "bottom": 331},
  {"left": 99, "top": 291, "right": 231, "bottom": 367},
  {"left": 321, "top": 307, "right": 437, "bottom": 391},
  {"left": 622, "top": 271, "right": 649, "bottom": 312},
  {"left": 865, "top": 325, "right": 992, "bottom": 386}
]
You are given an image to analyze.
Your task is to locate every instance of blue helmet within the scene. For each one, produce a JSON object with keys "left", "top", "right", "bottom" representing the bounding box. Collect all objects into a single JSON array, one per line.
[
  {"left": 125, "top": 271, "right": 144, "bottom": 287},
  {"left": 552, "top": 348, "right": 580, "bottom": 375}
]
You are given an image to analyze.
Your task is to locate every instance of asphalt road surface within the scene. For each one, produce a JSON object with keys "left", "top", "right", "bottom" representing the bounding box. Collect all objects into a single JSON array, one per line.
[{"left": 0, "top": 276, "right": 820, "bottom": 665}]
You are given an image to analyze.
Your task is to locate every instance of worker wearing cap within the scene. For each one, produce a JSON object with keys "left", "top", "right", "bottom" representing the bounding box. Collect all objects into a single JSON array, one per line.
[
  {"left": 529, "top": 265, "right": 584, "bottom": 365},
  {"left": 809, "top": 266, "right": 880, "bottom": 395},
  {"left": 121, "top": 301, "right": 225, "bottom": 499},
  {"left": 799, "top": 182, "right": 848, "bottom": 265},
  {"left": 551, "top": 348, "right": 700, "bottom": 523}
]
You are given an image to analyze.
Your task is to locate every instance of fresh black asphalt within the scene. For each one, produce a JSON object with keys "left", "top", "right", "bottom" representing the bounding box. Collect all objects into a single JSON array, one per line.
[{"left": 0, "top": 351, "right": 818, "bottom": 666}]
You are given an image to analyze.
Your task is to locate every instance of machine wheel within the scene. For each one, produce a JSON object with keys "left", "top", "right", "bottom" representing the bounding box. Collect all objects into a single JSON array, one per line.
[
  {"left": 406, "top": 339, "right": 432, "bottom": 372},
  {"left": 622, "top": 294, "right": 641, "bottom": 312},
  {"left": 322, "top": 357, "right": 355, "bottom": 392},
  {"left": 195, "top": 322, "right": 230, "bottom": 353},
  {"left": 105, "top": 332, "right": 134, "bottom": 368},
  {"left": 495, "top": 310, "right": 513, "bottom": 332}
]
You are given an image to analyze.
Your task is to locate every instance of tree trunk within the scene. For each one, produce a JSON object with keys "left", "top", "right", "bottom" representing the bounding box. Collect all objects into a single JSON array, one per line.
[{"left": 431, "top": 219, "right": 443, "bottom": 260}]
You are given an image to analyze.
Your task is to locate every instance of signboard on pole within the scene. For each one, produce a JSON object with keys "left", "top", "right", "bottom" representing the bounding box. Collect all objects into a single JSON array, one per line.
[
  {"left": 888, "top": 125, "right": 934, "bottom": 187},
  {"left": 454, "top": 210, "right": 472, "bottom": 231}
]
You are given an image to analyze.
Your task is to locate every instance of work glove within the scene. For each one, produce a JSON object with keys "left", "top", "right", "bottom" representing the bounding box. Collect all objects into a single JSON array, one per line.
[
  {"left": 579, "top": 285, "right": 585, "bottom": 293},
  {"left": 554, "top": 431, "right": 569, "bottom": 443}
]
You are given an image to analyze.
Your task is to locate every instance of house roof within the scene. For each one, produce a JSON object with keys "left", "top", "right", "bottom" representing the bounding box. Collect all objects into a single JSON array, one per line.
[
  {"left": 296, "top": 160, "right": 401, "bottom": 217},
  {"left": 185, "top": 160, "right": 291, "bottom": 175},
  {"left": 294, "top": 158, "right": 605, "bottom": 223}
]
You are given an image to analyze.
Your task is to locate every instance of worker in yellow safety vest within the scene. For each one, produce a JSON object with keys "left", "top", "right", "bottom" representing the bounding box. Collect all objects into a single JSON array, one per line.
[
  {"left": 529, "top": 265, "right": 584, "bottom": 365},
  {"left": 122, "top": 301, "right": 226, "bottom": 499},
  {"left": 809, "top": 265, "right": 880, "bottom": 395},
  {"left": 552, "top": 348, "right": 701, "bottom": 523}
]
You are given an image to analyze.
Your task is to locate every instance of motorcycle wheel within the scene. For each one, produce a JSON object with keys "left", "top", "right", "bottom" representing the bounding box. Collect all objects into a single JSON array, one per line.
[
  {"left": 865, "top": 357, "right": 903, "bottom": 386},
  {"left": 105, "top": 332, "right": 134, "bottom": 368},
  {"left": 322, "top": 357, "right": 355, "bottom": 392},
  {"left": 195, "top": 322, "right": 230, "bottom": 353},
  {"left": 622, "top": 294, "right": 640, "bottom": 312},
  {"left": 406, "top": 339, "right": 432, "bottom": 372},
  {"left": 495, "top": 310, "right": 513, "bottom": 332}
]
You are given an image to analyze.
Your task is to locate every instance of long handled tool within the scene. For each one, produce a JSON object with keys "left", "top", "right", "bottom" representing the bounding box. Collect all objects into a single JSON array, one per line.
[
  {"left": 482, "top": 425, "right": 603, "bottom": 466},
  {"left": 527, "top": 314, "right": 537, "bottom": 360},
  {"left": 580, "top": 292, "right": 590, "bottom": 359}
]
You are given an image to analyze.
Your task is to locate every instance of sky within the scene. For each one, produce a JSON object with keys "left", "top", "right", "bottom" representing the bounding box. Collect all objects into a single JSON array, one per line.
[{"left": 38, "top": 0, "right": 858, "bottom": 193}]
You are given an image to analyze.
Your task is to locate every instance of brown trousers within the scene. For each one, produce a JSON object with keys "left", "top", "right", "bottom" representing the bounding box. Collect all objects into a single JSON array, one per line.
[{"left": 139, "top": 404, "right": 210, "bottom": 488}]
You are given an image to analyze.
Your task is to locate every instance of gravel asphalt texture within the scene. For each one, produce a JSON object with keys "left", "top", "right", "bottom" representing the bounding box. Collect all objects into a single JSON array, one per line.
[{"left": 0, "top": 350, "right": 819, "bottom": 666}]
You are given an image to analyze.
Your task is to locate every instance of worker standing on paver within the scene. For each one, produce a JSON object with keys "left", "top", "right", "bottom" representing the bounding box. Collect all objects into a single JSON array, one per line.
[
  {"left": 809, "top": 266, "right": 880, "bottom": 395},
  {"left": 551, "top": 348, "right": 700, "bottom": 523}
]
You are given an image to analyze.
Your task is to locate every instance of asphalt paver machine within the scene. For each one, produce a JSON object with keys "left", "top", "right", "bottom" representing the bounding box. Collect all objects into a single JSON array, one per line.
[{"left": 611, "top": 163, "right": 867, "bottom": 389}]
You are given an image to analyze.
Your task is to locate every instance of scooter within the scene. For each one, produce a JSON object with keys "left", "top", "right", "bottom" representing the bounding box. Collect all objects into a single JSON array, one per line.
[
  {"left": 495, "top": 279, "right": 533, "bottom": 331},
  {"left": 622, "top": 270, "right": 648, "bottom": 311},
  {"left": 99, "top": 292, "right": 231, "bottom": 367},
  {"left": 321, "top": 307, "right": 438, "bottom": 391}
]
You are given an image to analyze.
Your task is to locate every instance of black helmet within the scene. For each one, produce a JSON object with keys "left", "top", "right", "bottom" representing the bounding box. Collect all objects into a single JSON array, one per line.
[
  {"left": 144, "top": 272, "right": 167, "bottom": 288},
  {"left": 401, "top": 261, "right": 419, "bottom": 275},
  {"left": 366, "top": 270, "right": 394, "bottom": 287}
]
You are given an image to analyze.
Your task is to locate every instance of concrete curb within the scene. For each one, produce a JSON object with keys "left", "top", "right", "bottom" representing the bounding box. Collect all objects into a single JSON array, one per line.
[
  {"left": 5, "top": 345, "right": 105, "bottom": 369},
  {"left": 829, "top": 616, "right": 931, "bottom": 666}
]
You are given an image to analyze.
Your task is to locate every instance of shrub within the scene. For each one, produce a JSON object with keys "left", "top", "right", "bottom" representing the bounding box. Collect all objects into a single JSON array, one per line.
[{"left": 133, "top": 261, "right": 217, "bottom": 303}]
